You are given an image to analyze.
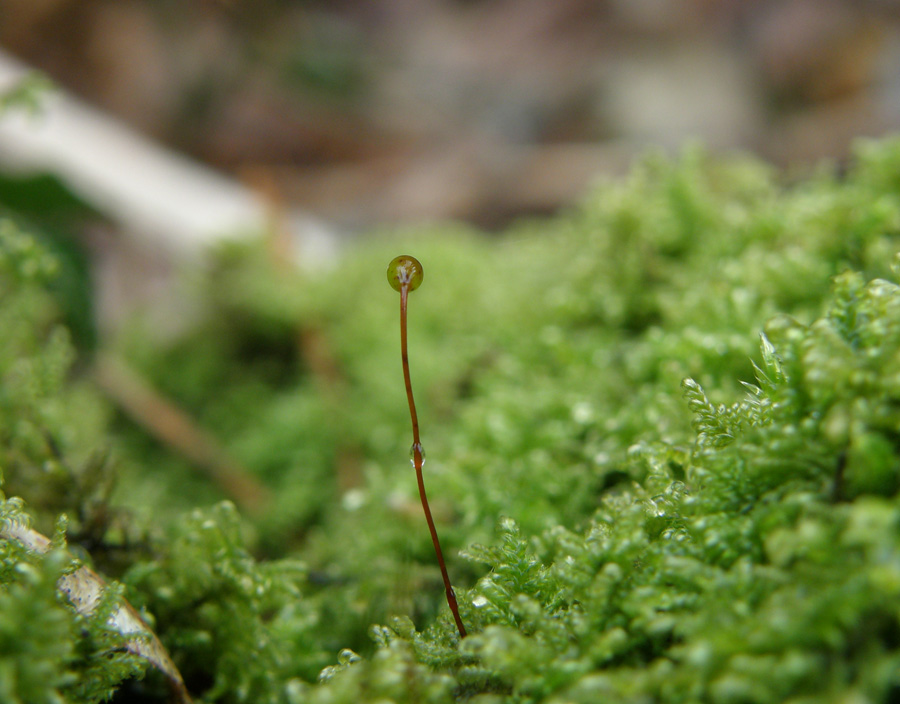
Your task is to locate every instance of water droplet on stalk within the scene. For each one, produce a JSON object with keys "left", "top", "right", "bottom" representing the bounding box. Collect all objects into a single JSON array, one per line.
[{"left": 409, "top": 442, "right": 425, "bottom": 468}]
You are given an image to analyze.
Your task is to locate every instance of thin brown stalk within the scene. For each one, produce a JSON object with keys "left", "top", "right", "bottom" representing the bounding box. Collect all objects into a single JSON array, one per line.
[{"left": 390, "top": 256, "right": 466, "bottom": 638}]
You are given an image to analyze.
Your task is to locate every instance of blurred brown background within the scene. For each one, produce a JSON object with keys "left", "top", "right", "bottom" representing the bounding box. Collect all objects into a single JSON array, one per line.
[{"left": 2, "top": 0, "right": 900, "bottom": 230}]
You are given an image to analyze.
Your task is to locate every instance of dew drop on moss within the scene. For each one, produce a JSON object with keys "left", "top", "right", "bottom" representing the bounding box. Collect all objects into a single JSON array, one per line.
[{"left": 337, "top": 648, "right": 361, "bottom": 666}]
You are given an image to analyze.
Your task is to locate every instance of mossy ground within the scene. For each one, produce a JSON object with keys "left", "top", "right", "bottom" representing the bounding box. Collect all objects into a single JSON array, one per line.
[{"left": 2, "top": 139, "right": 900, "bottom": 702}]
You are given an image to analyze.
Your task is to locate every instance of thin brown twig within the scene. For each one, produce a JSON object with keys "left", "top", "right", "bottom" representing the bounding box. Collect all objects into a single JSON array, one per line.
[{"left": 93, "top": 353, "right": 270, "bottom": 515}]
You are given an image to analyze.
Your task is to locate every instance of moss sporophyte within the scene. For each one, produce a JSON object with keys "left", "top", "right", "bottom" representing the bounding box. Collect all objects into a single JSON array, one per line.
[{"left": 387, "top": 255, "right": 467, "bottom": 638}]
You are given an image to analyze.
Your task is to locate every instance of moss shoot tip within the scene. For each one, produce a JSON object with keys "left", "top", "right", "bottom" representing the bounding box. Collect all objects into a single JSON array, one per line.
[{"left": 387, "top": 255, "right": 424, "bottom": 292}]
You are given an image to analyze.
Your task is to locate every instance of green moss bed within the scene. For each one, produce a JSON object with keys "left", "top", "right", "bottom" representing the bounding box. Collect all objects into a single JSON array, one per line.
[{"left": 2, "top": 139, "right": 900, "bottom": 703}]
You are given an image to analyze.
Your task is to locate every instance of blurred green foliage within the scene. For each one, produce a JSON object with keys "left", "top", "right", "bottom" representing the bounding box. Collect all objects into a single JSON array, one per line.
[
  {"left": 0, "top": 72, "right": 53, "bottom": 117},
  {"left": 0, "top": 74, "right": 96, "bottom": 347},
  {"left": 0, "top": 220, "right": 111, "bottom": 537},
  {"left": 2, "top": 136, "right": 900, "bottom": 701},
  {"left": 0, "top": 174, "right": 99, "bottom": 350}
]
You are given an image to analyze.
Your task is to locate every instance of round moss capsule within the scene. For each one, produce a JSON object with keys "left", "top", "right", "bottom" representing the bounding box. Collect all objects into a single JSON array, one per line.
[{"left": 387, "top": 255, "right": 424, "bottom": 292}]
